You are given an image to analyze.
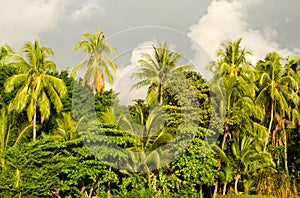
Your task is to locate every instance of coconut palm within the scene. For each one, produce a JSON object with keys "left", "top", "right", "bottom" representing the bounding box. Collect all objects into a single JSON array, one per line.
[
  {"left": 116, "top": 104, "right": 172, "bottom": 164},
  {"left": 209, "top": 38, "right": 255, "bottom": 86},
  {"left": 209, "top": 38, "right": 256, "bottom": 108},
  {"left": 217, "top": 38, "right": 251, "bottom": 70},
  {"left": 4, "top": 40, "right": 67, "bottom": 141},
  {"left": 213, "top": 134, "right": 274, "bottom": 195},
  {"left": 72, "top": 30, "right": 118, "bottom": 94},
  {"left": 131, "top": 43, "right": 193, "bottom": 105},
  {"left": 103, "top": 100, "right": 172, "bottom": 189},
  {"left": 255, "top": 52, "right": 299, "bottom": 153},
  {"left": 209, "top": 39, "right": 257, "bottom": 198},
  {"left": 52, "top": 112, "right": 83, "bottom": 141}
]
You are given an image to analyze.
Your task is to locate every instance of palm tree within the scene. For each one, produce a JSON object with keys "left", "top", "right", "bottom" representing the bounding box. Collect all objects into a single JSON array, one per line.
[
  {"left": 209, "top": 39, "right": 259, "bottom": 197},
  {"left": 52, "top": 112, "right": 83, "bottom": 141},
  {"left": 103, "top": 100, "right": 172, "bottom": 189},
  {"left": 255, "top": 52, "right": 299, "bottom": 155},
  {"left": 115, "top": 103, "right": 172, "bottom": 170},
  {"left": 213, "top": 134, "right": 274, "bottom": 195},
  {"left": 209, "top": 38, "right": 257, "bottom": 153},
  {"left": 131, "top": 43, "right": 193, "bottom": 105},
  {"left": 209, "top": 38, "right": 256, "bottom": 109},
  {"left": 213, "top": 38, "right": 254, "bottom": 83},
  {"left": 72, "top": 30, "right": 118, "bottom": 94},
  {"left": 4, "top": 40, "right": 67, "bottom": 141},
  {"left": 220, "top": 165, "right": 234, "bottom": 195},
  {"left": 232, "top": 134, "right": 275, "bottom": 195}
]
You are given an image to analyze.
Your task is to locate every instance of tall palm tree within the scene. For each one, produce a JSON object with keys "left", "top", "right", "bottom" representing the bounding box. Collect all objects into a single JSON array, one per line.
[
  {"left": 209, "top": 39, "right": 259, "bottom": 198},
  {"left": 214, "top": 38, "right": 254, "bottom": 82},
  {"left": 131, "top": 43, "right": 193, "bottom": 105},
  {"left": 72, "top": 30, "right": 118, "bottom": 94},
  {"left": 209, "top": 38, "right": 256, "bottom": 107},
  {"left": 255, "top": 52, "right": 299, "bottom": 153},
  {"left": 4, "top": 40, "right": 67, "bottom": 141}
]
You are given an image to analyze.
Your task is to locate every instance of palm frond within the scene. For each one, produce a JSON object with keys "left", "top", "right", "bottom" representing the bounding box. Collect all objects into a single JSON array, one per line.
[{"left": 4, "top": 74, "right": 28, "bottom": 93}]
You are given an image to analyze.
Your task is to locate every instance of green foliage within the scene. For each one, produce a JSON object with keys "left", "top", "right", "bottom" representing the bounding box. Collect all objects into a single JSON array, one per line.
[
  {"left": 0, "top": 138, "right": 119, "bottom": 197},
  {"left": 1, "top": 37, "right": 300, "bottom": 198}
]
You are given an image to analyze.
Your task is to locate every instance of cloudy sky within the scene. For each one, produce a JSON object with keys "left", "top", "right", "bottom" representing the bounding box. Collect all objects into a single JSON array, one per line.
[{"left": 1, "top": 0, "right": 300, "bottom": 103}]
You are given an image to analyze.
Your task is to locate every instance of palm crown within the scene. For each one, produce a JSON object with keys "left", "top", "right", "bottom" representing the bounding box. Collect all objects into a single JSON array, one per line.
[
  {"left": 4, "top": 40, "right": 67, "bottom": 141},
  {"left": 131, "top": 43, "right": 193, "bottom": 105},
  {"left": 72, "top": 30, "right": 118, "bottom": 94}
]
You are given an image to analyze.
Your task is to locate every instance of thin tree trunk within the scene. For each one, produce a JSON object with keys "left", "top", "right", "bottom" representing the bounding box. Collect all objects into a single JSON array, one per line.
[
  {"left": 222, "top": 132, "right": 228, "bottom": 150},
  {"left": 212, "top": 180, "right": 218, "bottom": 198},
  {"left": 159, "top": 84, "right": 163, "bottom": 105},
  {"left": 265, "top": 102, "right": 274, "bottom": 151},
  {"left": 107, "top": 166, "right": 111, "bottom": 198},
  {"left": 213, "top": 130, "right": 228, "bottom": 198},
  {"left": 152, "top": 175, "right": 156, "bottom": 190},
  {"left": 199, "top": 184, "right": 203, "bottom": 198},
  {"left": 33, "top": 106, "right": 37, "bottom": 141},
  {"left": 283, "top": 125, "right": 289, "bottom": 175},
  {"left": 234, "top": 174, "right": 240, "bottom": 195},
  {"left": 147, "top": 170, "right": 152, "bottom": 189},
  {"left": 222, "top": 182, "right": 227, "bottom": 195},
  {"left": 89, "top": 173, "right": 101, "bottom": 198}
]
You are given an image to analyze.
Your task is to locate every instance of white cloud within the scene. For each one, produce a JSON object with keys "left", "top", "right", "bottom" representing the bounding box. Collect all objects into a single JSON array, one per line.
[
  {"left": 0, "top": 0, "right": 68, "bottom": 48},
  {"left": 112, "top": 41, "right": 155, "bottom": 105},
  {"left": 70, "top": 2, "right": 106, "bottom": 24},
  {"left": 188, "top": 0, "right": 300, "bottom": 64},
  {"left": 129, "top": 41, "right": 155, "bottom": 65}
]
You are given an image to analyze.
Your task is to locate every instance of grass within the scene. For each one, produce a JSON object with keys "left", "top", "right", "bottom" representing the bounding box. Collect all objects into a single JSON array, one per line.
[{"left": 217, "top": 195, "right": 276, "bottom": 198}]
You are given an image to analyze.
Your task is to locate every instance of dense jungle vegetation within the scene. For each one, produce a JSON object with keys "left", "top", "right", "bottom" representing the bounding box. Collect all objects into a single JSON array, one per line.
[{"left": 1, "top": 30, "right": 300, "bottom": 198}]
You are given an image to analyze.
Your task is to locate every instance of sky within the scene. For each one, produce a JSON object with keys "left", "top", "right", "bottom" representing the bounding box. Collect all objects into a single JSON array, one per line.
[{"left": 1, "top": 0, "right": 300, "bottom": 103}]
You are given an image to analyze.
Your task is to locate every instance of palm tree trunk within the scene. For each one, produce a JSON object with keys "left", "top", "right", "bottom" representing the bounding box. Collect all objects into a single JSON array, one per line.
[
  {"left": 146, "top": 169, "right": 154, "bottom": 190},
  {"left": 199, "top": 184, "right": 203, "bottom": 198},
  {"left": 89, "top": 173, "right": 101, "bottom": 198},
  {"left": 107, "top": 166, "right": 111, "bottom": 198},
  {"left": 234, "top": 173, "right": 240, "bottom": 195},
  {"left": 222, "top": 182, "right": 227, "bottom": 195},
  {"left": 33, "top": 105, "right": 37, "bottom": 141},
  {"left": 283, "top": 126, "right": 289, "bottom": 175},
  {"left": 222, "top": 130, "right": 228, "bottom": 150},
  {"left": 213, "top": 130, "right": 228, "bottom": 198},
  {"left": 212, "top": 180, "right": 218, "bottom": 198},
  {"left": 152, "top": 174, "right": 157, "bottom": 190},
  {"left": 147, "top": 171, "right": 151, "bottom": 189},
  {"left": 159, "top": 83, "right": 163, "bottom": 105},
  {"left": 265, "top": 101, "right": 274, "bottom": 150}
]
